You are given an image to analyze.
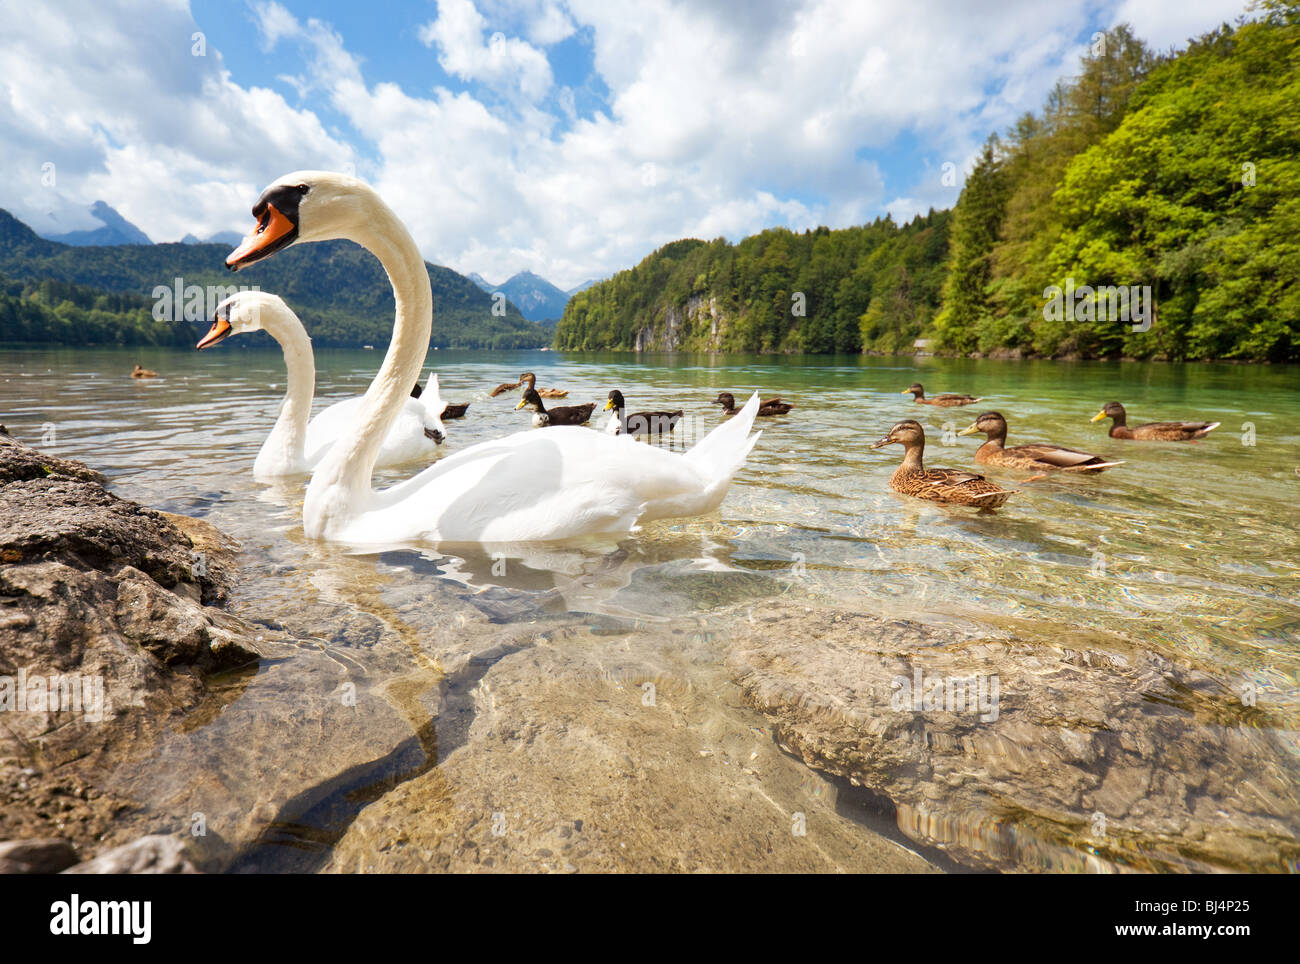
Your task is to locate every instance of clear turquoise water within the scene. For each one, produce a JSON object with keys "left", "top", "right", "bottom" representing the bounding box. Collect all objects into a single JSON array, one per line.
[{"left": 3, "top": 346, "right": 1297, "bottom": 697}]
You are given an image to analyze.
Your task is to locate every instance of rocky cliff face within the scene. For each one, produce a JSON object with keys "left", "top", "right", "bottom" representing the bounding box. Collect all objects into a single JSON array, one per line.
[{"left": 634, "top": 294, "right": 726, "bottom": 352}]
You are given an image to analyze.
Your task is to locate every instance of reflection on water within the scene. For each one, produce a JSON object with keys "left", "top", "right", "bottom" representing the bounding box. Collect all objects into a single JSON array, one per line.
[{"left": 2, "top": 346, "right": 1297, "bottom": 871}]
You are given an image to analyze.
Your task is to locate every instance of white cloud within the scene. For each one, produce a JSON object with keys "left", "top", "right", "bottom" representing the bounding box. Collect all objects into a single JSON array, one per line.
[{"left": 0, "top": 0, "right": 1257, "bottom": 288}]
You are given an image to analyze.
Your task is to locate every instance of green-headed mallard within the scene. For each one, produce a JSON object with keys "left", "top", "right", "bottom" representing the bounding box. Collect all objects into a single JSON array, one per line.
[
  {"left": 871, "top": 419, "right": 1014, "bottom": 508},
  {"left": 713, "top": 391, "right": 793, "bottom": 417},
  {"left": 516, "top": 387, "right": 594, "bottom": 427},
  {"left": 604, "top": 390, "right": 683, "bottom": 436},
  {"left": 902, "top": 382, "right": 980, "bottom": 407},
  {"left": 958, "top": 411, "right": 1122, "bottom": 472},
  {"left": 1091, "top": 402, "right": 1220, "bottom": 441}
]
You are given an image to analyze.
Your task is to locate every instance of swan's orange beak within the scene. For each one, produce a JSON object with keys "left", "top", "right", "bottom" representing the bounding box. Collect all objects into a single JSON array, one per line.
[
  {"left": 196, "top": 318, "right": 232, "bottom": 350},
  {"left": 226, "top": 203, "right": 295, "bottom": 270}
]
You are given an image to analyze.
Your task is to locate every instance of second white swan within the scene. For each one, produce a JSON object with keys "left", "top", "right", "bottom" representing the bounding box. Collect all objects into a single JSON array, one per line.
[{"left": 196, "top": 292, "right": 446, "bottom": 478}]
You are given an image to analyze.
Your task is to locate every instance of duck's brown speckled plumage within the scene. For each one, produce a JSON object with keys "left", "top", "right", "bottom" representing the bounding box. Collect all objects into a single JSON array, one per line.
[
  {"left": 960, "top": 412, "right": 1122, "bottom": 473},
  {"left": 902, "top": 383, "right": 980, "bottom": 407},
  {"left": 871, "top": 420, "right": 1013, "bottom": 508},
  {"left": 1091, "top": 402, "right": 1219, "bottom": 441}
]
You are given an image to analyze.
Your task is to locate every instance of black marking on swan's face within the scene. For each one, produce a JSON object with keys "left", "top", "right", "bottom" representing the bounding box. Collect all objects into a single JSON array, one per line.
[{"left": 226, "top": 183, "right": 310, "bottom": 271}]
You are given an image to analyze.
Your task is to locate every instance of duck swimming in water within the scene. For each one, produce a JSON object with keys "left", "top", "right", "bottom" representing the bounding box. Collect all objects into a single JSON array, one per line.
[
  {"left": 1090, "top": 402, "right": 1220, "bottom": 441},
  {"left": 871, "top": 419, "right": 1014, "bottom": 508},
  {"left": 902, "top": 383, "right": 981, "bottom": 407},
  {"left": 958, "top": 412, "right": 1122, "bottom": 472}
]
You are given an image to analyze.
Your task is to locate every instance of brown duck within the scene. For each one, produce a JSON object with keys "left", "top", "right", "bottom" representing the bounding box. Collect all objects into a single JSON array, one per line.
[
  {"left": 713, "top": 392, "right": 793, "bottom": 417},
  {"left": 131, "top": 364, "right": 158, "bottom": 379},
  {"left": 902, "top": 383, "right": 980, "bottom": 407},
  {"left": 516, "top": 387, "right": 594, "bottom": 427},
  {"left": 871, "top": 419, "right": 1014, "bottom": 508},
  {"left": 958, "top": 412, "right": 1122, "bottom": 472},
  {"left": 1091, "top": 402, "right": 1220, "bottom": 441}
]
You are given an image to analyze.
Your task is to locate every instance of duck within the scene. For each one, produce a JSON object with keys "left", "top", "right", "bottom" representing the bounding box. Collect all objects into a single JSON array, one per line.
[
  {"left": 221, "top": 170, "right": 764, "bottom": 543},
  {"left": 196, "top": 293, "right": 445, "bottom": 477},
  {"left": 1090, "top": 402, "right": 1220, "bottom": 441},
  {"left": 411, "top": 379, "right": 469, "bottom": 419},
  {"left": 604, "top": 390, "right": 683, "bottom": 436},
  {"left": 519, "top": 372, "right": 569, "bottom": 399},
  {"left": 958, "top": 412, "right": 1122, "bottom": 472},
  {"left": 902, "top": 383, "right": 981, "bottom": 407},
  {"left": 515, "top": 388, "right": 595, "bottom": 427},
  {"left": 870, "top": 419, "right": 1014, "bottom": 508},
  {"left": 131, "top": 364, "right": 158, "bottom": 379},
  {"left": 713, "top": 392, "right": 793, "bottom": 417}
]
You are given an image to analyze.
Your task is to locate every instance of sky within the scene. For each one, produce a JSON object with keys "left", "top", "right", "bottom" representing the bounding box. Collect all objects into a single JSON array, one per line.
[{"left": 0, "top": 0, "right": 1251, "bottom": 289}]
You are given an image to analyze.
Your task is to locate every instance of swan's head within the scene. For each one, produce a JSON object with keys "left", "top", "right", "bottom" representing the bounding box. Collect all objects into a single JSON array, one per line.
[
  {"left": 870, "top": 419, "right": 925, "bottom": 450},
  {"left": 197, "top": 291, "right": 290, "bottom": 349},
  {"left": 226, "top": 170, "right": 379, "bottom": 271}
]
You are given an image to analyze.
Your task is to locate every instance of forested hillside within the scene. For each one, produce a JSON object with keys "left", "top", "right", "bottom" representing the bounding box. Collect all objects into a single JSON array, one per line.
[
  {"left": 0, "top": 211, "right": 550, "bottom": 349},
  {"left": 557, "top": 3, "right": 1299, "bottom": 361}
]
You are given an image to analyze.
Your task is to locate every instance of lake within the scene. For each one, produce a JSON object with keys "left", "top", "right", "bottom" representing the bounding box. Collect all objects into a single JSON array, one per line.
[{"left": 2, "top": 345, "right": 1297, "bottom": 872}]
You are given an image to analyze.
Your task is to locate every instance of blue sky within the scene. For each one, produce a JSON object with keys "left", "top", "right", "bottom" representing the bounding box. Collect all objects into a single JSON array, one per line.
[{"left": 0, "top": 0, "right": 1250, "bottom": 288}]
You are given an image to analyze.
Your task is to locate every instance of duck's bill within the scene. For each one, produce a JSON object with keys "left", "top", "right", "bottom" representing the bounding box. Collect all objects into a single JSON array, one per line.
[
  {"left": 226, "top": 203, "right": 297, "bottom": 271},
  {"left": 196, "top": 318, "right": 232, "bottom": 350},
  {"left": 1090, "top": 410, "right": 1107, "bottom": 422},
  {"left": 899, "top": 389, "right": 913, "bottom": 395},
  {"left": 957, "top": 424, "right": 979, "bottom": 436},
  {"left": 514, "top": 399, "right": 527, "bottom": 410},
  {"left": 603, "top": 399, "right": 614, "bottom": 411},
  {"left": 869, "top": 436, "right": 893, "bottom": 449}
]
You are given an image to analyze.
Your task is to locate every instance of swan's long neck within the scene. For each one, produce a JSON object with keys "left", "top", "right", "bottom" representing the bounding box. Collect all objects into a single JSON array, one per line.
[
  {"left": 304, "top": 201, "right": 431, "bottom": 536},
  {"left": 254, "top": 312, "right": 315, "bottom": 475}
]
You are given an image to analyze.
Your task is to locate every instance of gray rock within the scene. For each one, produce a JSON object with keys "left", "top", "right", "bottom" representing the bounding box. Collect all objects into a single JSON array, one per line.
[
  {"left": 0, "top": 838, "right": 78, "bottom": 873},
  {"left": 62, "top": 835, "right": 197, "bottom": 874}
]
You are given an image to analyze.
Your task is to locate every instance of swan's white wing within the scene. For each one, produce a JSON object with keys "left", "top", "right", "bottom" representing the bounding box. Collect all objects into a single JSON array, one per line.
[
  {"left": 307, "top": 396, "right": 437, "bottom": 468},
  {"left": 342, "top": 427, "right": 728, "bottom": 544}
]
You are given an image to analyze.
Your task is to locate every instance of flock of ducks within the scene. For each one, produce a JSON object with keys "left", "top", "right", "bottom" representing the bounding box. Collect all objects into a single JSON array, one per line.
[{"left": 874, "top": 382, "right": 1221, "bottom": 508}]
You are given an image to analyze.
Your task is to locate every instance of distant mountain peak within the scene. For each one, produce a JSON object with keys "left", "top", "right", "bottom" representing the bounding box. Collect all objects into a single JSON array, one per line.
[{"left": 40, "top": 201, "right": 151, "bottom": 247}]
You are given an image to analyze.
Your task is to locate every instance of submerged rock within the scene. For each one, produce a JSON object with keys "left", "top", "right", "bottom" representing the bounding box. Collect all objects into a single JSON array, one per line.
[
  {"left": 0, "top": 837, "right": 79, "bottom": 873},
  {"left": 725, "top": 604, "right": 1300, "bottom": 872},
  {"left": 62, "top": 834, "right": 199, "bottom": 874}
]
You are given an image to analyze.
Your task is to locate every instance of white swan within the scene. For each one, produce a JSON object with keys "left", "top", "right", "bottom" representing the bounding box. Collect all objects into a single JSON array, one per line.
[
  {"left": 224, "top": 171, "right": 762, "bottom": 543},
  {"left": 196, "top": 292, "right": 445, "bottom": 478}
]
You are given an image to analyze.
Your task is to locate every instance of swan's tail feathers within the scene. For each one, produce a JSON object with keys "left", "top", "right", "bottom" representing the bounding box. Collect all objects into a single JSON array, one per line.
[{"left": 685, "top": 390, "right": 763, "bottom": 483}]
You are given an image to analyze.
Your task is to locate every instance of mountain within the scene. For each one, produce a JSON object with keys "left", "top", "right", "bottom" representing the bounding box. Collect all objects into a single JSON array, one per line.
[
  {"left": 41, "top": 201, "right": 152, "bottom": 246},
  {"left": 182, "top": 230, "right": 244, "bottom": 246},
  {"left": 467, "top": 271, "right": 494, "bottom": 291},
  {"left": 492, "top": 271, "right": 570, "bottom": 322},
  {"left": 567, "top": 279, "right": 599, "bottom": 296},
  {"left": 0, "top": 209, "right": 550, "bottom": 349}
]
